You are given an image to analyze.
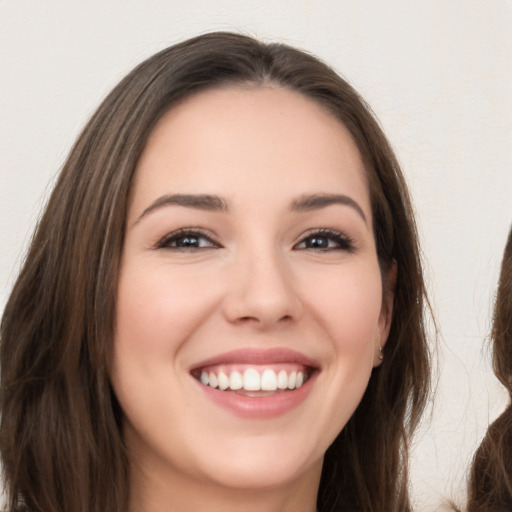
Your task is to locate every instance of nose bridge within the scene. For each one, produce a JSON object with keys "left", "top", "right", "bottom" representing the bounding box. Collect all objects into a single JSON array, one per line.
[{"left": 223, "top": 238, "right": 302, "bottom": 327}]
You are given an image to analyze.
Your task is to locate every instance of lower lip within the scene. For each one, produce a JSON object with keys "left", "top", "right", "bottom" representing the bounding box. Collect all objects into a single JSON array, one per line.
[{"left": 194, "top": 373, "right": 317, "bottom": 419}]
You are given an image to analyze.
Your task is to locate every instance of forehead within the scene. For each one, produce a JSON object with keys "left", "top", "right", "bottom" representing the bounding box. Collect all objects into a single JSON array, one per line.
[{"left": 130, "top": 86, "right": 370, "bottom": 220}]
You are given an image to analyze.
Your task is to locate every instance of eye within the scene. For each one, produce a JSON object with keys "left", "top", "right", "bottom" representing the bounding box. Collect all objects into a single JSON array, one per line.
[
  {"left": 156, "top": 229, "right": 220, "bottom": 250},
  {"left": 294, "top": 229, "right": 355, "bottom": 252}
]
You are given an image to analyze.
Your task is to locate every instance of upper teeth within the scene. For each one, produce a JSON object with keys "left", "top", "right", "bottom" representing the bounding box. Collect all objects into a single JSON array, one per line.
[{"left": 199, "top": 368, "right": 305, "bottom": 391}]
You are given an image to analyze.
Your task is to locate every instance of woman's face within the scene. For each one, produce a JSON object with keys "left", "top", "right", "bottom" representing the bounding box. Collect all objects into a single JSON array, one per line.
[{"left": 112, "top": 86, "right": 393, "bottom": 498}]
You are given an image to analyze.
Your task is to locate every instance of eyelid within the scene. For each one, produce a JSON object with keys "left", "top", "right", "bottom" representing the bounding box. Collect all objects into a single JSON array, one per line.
[
  {"left": 155, "top": 227, "right": 221, "bottom": 250},
  {"left": 293, "top": 228, "right": 356, "bottom": 252}
]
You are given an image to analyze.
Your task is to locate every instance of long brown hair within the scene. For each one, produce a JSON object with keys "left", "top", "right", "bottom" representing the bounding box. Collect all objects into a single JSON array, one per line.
[
  {"left": 467, "top": 226, "right": 512, "bottom": 511},
  {"left": 0, "top": 32, "right": 431, "bottom": 512}
]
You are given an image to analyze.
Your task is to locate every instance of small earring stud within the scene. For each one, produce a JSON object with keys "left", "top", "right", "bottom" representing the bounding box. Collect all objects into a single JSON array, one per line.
[{"left": 379, "top": 347, "right": 384, "bottom": 361}]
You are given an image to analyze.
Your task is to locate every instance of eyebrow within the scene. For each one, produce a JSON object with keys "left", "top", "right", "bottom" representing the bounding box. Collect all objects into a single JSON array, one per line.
[
  {"left": 134, "top": 192, "right": 367, "bottom": 225},
  {"left": 291, "top": 193, "right": 367, "bottom": 224},
  {"left": 135, "top": 194, "right": 228, "bottom": 224}
]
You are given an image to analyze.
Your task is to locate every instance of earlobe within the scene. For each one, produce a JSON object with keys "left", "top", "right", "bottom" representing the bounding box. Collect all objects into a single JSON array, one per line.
[
  {"left": 373, "top": 260, "right": 397, "bottom": 367},
  {"left": 373, "top": 344, "right": 385, "bottom": 367}
]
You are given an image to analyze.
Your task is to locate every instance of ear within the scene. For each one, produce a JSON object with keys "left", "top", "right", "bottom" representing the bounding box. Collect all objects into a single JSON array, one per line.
[{"left": 373, "top": 260, "right": 397, "bottom": 367}]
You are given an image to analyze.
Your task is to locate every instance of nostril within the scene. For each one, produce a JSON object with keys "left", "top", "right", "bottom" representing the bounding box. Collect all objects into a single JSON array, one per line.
[
  {"left": 238, "top": 315, "right": 258, "bottom": 323},
  {"left": 231, "top": 315, "right": 266, "bottom": 327},
  {"left": 235, "top": 313, "right": 293, "bottom": 326}
]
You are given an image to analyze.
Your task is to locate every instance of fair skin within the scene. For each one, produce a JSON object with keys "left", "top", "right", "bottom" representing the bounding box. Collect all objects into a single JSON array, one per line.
[{"left": 111, "top": 86, "right": 393, "bottom": 512}]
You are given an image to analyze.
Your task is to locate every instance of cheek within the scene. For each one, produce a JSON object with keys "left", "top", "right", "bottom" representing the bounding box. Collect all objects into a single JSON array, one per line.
[
  {"left": 111, "top": 263, "right": 224, "bottom": 441},
  {"left": 114, "top": 262, "right": 222, "bottom": 359},
  {"left": 301, "top": 263, "right": 384, "bottom": 351}
]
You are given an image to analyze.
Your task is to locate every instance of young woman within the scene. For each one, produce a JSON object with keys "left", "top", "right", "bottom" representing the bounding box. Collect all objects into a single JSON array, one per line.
[
  {"left": 466, "top": 226, "right": 512, "bottom": 511},
  {"left": 0, "top": 32, "right": 431, "bottom": 512}
]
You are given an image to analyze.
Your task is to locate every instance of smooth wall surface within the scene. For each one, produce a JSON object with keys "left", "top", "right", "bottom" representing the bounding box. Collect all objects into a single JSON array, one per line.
[{"left": 1, "top": 1, "right": 511, "bottom": 510}]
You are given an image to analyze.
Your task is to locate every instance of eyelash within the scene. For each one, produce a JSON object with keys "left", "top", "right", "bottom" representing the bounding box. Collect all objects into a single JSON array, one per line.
[
  {"left": 294, "top": 228, "right": 355, "bottom": 252},
  {"left": 155, "top": 228, "right": 220, "bottom": 250},
  {"left": 156, "top": 228, "right": 355, "bottom": 253}
]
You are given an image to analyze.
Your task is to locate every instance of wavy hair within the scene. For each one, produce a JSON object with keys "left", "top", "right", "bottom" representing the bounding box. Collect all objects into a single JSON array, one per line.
[
  {"left": 1, "top": 32, "right": 431, "bottom": 512},
  {"left": 467, "top": 226, "right": 512, "bottom": 511}
]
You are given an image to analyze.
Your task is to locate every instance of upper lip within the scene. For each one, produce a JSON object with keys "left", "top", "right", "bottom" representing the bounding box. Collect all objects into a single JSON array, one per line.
[{"left": 190, "top": 348, "right": 319, "bottom": 371}]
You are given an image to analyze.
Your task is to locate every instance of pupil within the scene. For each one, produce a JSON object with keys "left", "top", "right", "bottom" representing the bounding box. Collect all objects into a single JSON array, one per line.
[
  {"left": 309, "top": 237, "right": 327, "bottom": 248},
  {"left": 177, "top": 236, "right": 198, "bottom": 247}
]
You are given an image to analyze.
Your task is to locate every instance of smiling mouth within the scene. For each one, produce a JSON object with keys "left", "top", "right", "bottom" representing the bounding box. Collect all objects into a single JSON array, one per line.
[{"left": 192, "top": 365, "right": 313, "bottom": 395}]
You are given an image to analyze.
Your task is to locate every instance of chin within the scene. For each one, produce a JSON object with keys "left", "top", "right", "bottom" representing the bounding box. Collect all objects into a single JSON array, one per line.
[
  {"left": 187, "top": 433, "right": 324, "bottom": 491},
  {"left": 197, "top": 453, "right": 322, "bottom": 491}
]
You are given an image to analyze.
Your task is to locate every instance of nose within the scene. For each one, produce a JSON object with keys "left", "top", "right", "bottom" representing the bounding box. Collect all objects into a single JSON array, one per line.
[{"left": 222, "top": 246, "right": 303, "bottom": 329}]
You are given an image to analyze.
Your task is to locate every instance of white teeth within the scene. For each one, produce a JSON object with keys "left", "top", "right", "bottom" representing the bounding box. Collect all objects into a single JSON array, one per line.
[
  {"left": 243, "top": 368, "right": 261, "bottom": 391},
  {"left": 209, "top": 372, "right": 218, "bottom": 388},
  {"left": 261, "top": 369, "right": 277, "bottom": 391},
  {"left": 229, "top": 371, "right": 243, "bottom": 390},
  {"left": 218, "top": 371, "right": 229, "bottom": 390},
  {"left": 277, "top": 370, "right": 288, "bottom": 389},
  {"left": 198, "top": 367, "right": 309, "bottom": 392}
]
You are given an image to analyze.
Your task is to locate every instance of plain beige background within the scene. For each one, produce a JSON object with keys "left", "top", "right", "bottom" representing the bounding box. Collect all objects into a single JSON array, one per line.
[{"left": 1, "top": 1, "right": 511, "bottom": 510}]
